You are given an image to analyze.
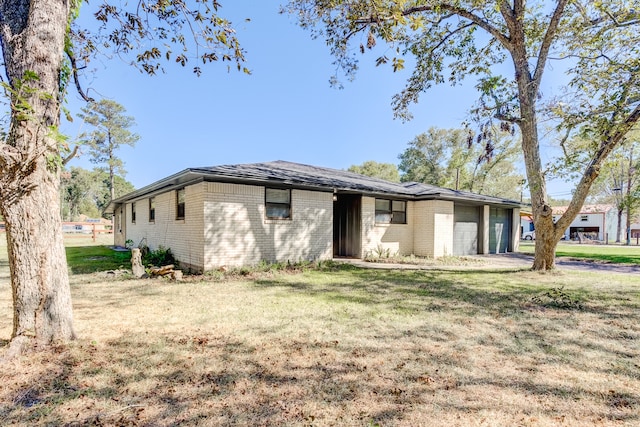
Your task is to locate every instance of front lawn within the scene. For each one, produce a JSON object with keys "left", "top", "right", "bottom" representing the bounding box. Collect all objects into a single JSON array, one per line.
[
  {"left": 1, "top": 258, "right": 638, "bottom": 425},
  {"left": 519, "top": 241, "right": 640, "bottom": 265}
]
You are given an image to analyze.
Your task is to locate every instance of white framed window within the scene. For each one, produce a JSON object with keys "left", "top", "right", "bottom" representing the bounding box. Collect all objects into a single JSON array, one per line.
[
  {"left": 265, "top": 188, "right": 291, "bottom": 219},
  {"left": 375, "top": 199, "right": 407, "bottom": 224}
]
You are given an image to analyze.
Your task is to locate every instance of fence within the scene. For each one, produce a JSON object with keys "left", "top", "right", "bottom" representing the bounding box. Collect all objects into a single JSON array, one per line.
[{"left": 0, "top": 222, "right": 113, "bottom": 243}]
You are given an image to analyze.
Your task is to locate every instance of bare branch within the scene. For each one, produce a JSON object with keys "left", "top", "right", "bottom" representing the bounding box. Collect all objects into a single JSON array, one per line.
[
  {"left": 66, "top": 49, "right": 94, "bottom": 103},
  {"left": 62, "top": 145, "right": 79, "bottom": 165},
  {"left": 532, "top": 0, "right": 570, "bottom": 91}
]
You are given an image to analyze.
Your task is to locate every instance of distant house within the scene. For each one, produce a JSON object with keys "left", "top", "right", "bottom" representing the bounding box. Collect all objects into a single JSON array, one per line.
[
  {"left": 106, "top": 161, "right": 524, "bottom": 272},
  {"left": 520, "top": 211, "right": 535, "bottom": 239},
  {"left": 552, "top": 204, "right": 624, "bottom": 242}
]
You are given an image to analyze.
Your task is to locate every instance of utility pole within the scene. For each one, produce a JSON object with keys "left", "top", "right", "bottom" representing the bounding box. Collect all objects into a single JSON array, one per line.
[{"left": 626, "top": 150, "right": 634, "bottom": 245}]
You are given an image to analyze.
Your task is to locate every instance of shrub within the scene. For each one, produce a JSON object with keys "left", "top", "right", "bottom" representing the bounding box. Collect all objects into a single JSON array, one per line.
[{"left": 142, "top": 245, "right": 177, "bottom": 267}]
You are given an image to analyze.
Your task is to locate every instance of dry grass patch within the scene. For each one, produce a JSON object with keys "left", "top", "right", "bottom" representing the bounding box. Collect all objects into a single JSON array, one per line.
[{"left": 1, "top": 260, "right": 639, "bottom": 425}]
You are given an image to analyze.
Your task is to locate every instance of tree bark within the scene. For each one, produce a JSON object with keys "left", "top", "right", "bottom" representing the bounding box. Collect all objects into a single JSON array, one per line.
[
  {"left": 0, "top": 0, "right": 75, "bottom": 353},
  {"left": 616, "top": 208, "right": 623, "bottom": 243}
]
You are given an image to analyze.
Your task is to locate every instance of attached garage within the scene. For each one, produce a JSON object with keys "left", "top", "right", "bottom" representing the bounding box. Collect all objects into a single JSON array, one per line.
[
  {"left": 453, "top": 205, "right": 480, "bottom": 255},
  {"left": 489, "top": 207, "right": 512, "bottom": 253}
]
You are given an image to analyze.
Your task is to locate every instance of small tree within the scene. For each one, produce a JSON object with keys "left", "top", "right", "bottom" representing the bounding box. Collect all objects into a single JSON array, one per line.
[{"left": 78, "top": 100, "right": 139, "bottom": 202}]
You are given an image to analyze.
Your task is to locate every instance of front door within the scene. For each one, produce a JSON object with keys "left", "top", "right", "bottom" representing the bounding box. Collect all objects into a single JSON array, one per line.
[{"left": 333, "top": 194, "right": 361, "bottom": 257}]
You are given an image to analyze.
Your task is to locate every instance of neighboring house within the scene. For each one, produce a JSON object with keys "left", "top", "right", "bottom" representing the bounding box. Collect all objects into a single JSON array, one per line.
[
  {"left": 552, "top": 204, "right": 623, "bottom": 242},
  {"left": 520, "top": 211, "right": 535, "bottom": 239},
  {"left": 106, "top": 161, "right": 524, "bottom": 272}
]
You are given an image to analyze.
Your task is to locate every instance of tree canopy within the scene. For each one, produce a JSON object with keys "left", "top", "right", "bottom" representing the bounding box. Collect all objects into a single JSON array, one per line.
[
  {"left": 78, "top": 99, "right": 139, "bottom": 201},
  {"left": 285, "top": 0, "right": 640, "bottom": 270},
  {"left": 60, "top": 167, "right": 135, "bottom": 221},
  {"left": 398, "top": 127, "right": 524, "bottom": 200},
  {"left": 348, "top": 160, "right": 400, "bottom": 182}
]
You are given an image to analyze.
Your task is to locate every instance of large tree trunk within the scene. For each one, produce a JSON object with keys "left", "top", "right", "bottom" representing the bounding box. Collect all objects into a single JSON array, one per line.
[
  {"left": 0, "top": 0, "right": 75, "bottom": 354},
  {"left": 3, "top": 171, "right": 75, "bottom": 349},
  {"left": 512, "top": 63, "right": 559, "bottom": 269}
]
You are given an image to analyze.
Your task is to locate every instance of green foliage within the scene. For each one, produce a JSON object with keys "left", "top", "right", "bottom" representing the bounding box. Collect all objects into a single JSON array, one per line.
[
  {"left": 78, "top": 100, "right": 139, "bottom": 195},
  {"left": 589, "top": 136, "right": 640, "bottom": 214},
  {"left": 142, "top": 245, "right": 177, "bottom": 268},
  {"left": 398, "top": 127, "right": 524, "bottom": 199},
  {"left": 347, "top": 161, "right": 400, "bottom": 182},
  {"left": 70, "top": 0, "right": 249, "bottom": 77},
  {"left": 60, "top": 166, "right": 135, "bottom": 220},
  {"left": 364, "top": 244, "right": 394, "bottom": 261}
]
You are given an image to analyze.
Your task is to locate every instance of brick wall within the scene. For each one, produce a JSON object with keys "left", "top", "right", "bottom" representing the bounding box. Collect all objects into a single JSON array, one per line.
[
  {"left": 361, "top": 197, "right": 414, "bottom": 257},
  {"left": 413, "top": 200, "right": 454, "bottom": 257},
  {"left": 124, "top": 183, "right": 205, "bottom": 271},
  {"left": 203, "top": 183, "right": 333, "bottom": 269}
]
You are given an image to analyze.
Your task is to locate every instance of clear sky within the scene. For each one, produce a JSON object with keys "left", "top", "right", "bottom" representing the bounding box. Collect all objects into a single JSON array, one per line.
[{"left": 64, "top": 0, "right": 573, "bottom": 199}]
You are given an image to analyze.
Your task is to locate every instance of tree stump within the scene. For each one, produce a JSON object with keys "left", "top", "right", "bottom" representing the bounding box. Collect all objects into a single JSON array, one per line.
[{"left": 131, "top": 248, "right": 146, "bottom": 278}]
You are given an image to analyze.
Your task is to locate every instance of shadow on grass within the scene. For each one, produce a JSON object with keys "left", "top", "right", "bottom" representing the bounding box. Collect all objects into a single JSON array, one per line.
[
  {"left": 254, "top": 266, "right": 592, "bottom": 316},
  {"left": 1, "top": 330, "right": 638, "bottom": 426}
]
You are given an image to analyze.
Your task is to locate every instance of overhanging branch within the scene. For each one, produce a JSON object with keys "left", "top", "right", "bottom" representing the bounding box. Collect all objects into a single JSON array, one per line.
[{"left": 65, "top": 49, "right": 94, "bottom": 103}]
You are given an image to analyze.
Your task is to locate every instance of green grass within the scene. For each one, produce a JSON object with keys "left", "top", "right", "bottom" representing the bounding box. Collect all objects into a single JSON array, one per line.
[
  {"left": 519, "top": 241, "right": 640, "bottom": 264},
  {"left": 65, "top": 245, "right": 131, "bottom": 274}
]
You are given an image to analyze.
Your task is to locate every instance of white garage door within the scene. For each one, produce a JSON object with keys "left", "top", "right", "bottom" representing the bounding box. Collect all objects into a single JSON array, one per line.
[{"left": 453, "top": 205, "right": 480, "bottom": 256}]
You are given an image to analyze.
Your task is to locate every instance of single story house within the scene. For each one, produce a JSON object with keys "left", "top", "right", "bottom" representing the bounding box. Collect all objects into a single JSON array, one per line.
[
  {"left": 106, "top": 161, "right": 524, "bottom": 272},
  {"left": 552, "top": 204, "right": 623, "bottom": 242}
]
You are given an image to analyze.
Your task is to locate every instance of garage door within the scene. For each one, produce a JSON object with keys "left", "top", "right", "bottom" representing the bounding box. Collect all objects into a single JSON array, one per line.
[
  {"left": 489, "top": 207, "right": 511, "bottom": 254},
  {"left": 453, "top": 205, "right": 479, "bottom": 255}
]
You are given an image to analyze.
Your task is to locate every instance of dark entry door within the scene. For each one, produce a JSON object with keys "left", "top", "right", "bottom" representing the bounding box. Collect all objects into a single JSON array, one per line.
[
  {"left": 333, "top": 194, "right": 362, "bottom": 257},
  {"left": 489, "top": 207, "right": 511, "bottom": 253}
]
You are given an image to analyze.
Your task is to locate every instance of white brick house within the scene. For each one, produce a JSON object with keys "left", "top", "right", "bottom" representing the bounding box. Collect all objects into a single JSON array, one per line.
[{"left": 107, "top": 161, "right": 523, "bottom": 272}]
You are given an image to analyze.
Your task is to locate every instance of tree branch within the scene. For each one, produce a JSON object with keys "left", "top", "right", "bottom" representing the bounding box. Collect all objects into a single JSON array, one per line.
[
  {"left": 65, "top": 49, "right": 94, "bottom": 103},
  {"left": 532, "top": 0, "right": 570, "bottom": 91},
  {"left": 62, "top": 145, "right": 79, "bottom": 165},
  {"left": 557, "top": 105, "right": 640, "bottom": 232},
  {"left": 354, "top": 3, "right": 512, "bottom": 50}
]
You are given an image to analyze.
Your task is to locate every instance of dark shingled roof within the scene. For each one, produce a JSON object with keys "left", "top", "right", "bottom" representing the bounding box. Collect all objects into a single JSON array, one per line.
[
  {"left": 190, "top": 160, "right": 418, "bottom": 196},
  {"left": 107, "top": 160, "right": 524, "bottom": 212}
]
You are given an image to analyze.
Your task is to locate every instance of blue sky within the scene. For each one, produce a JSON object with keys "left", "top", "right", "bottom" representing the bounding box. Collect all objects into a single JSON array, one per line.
[{"left": 64, "top": 1, "right": 572, "bottom": 198}]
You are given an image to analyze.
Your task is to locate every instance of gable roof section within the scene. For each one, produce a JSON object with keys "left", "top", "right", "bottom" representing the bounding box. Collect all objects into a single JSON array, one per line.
[{"left": 106, "top": 160, "right": 524, "bottom": 213}]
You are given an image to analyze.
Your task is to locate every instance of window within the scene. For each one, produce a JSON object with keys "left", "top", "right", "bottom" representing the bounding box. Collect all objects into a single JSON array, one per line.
[
  {"left": 149, "top": 197, "right": 156, "bottom": 222},
  {"left": 131, "top": 202, "right": 136, "bottom": 223},
  {"left": 176, "top": 188, "right": 185, "bottom": 219},
  {"left": 265, "top": 188, "right": 291, "bottom": 219},
  {"left": 580, "top": 215, "right": 589, "bottom": 222},
  {"left": 375, "top": 199, "right": 407, "bottom": 224}
]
